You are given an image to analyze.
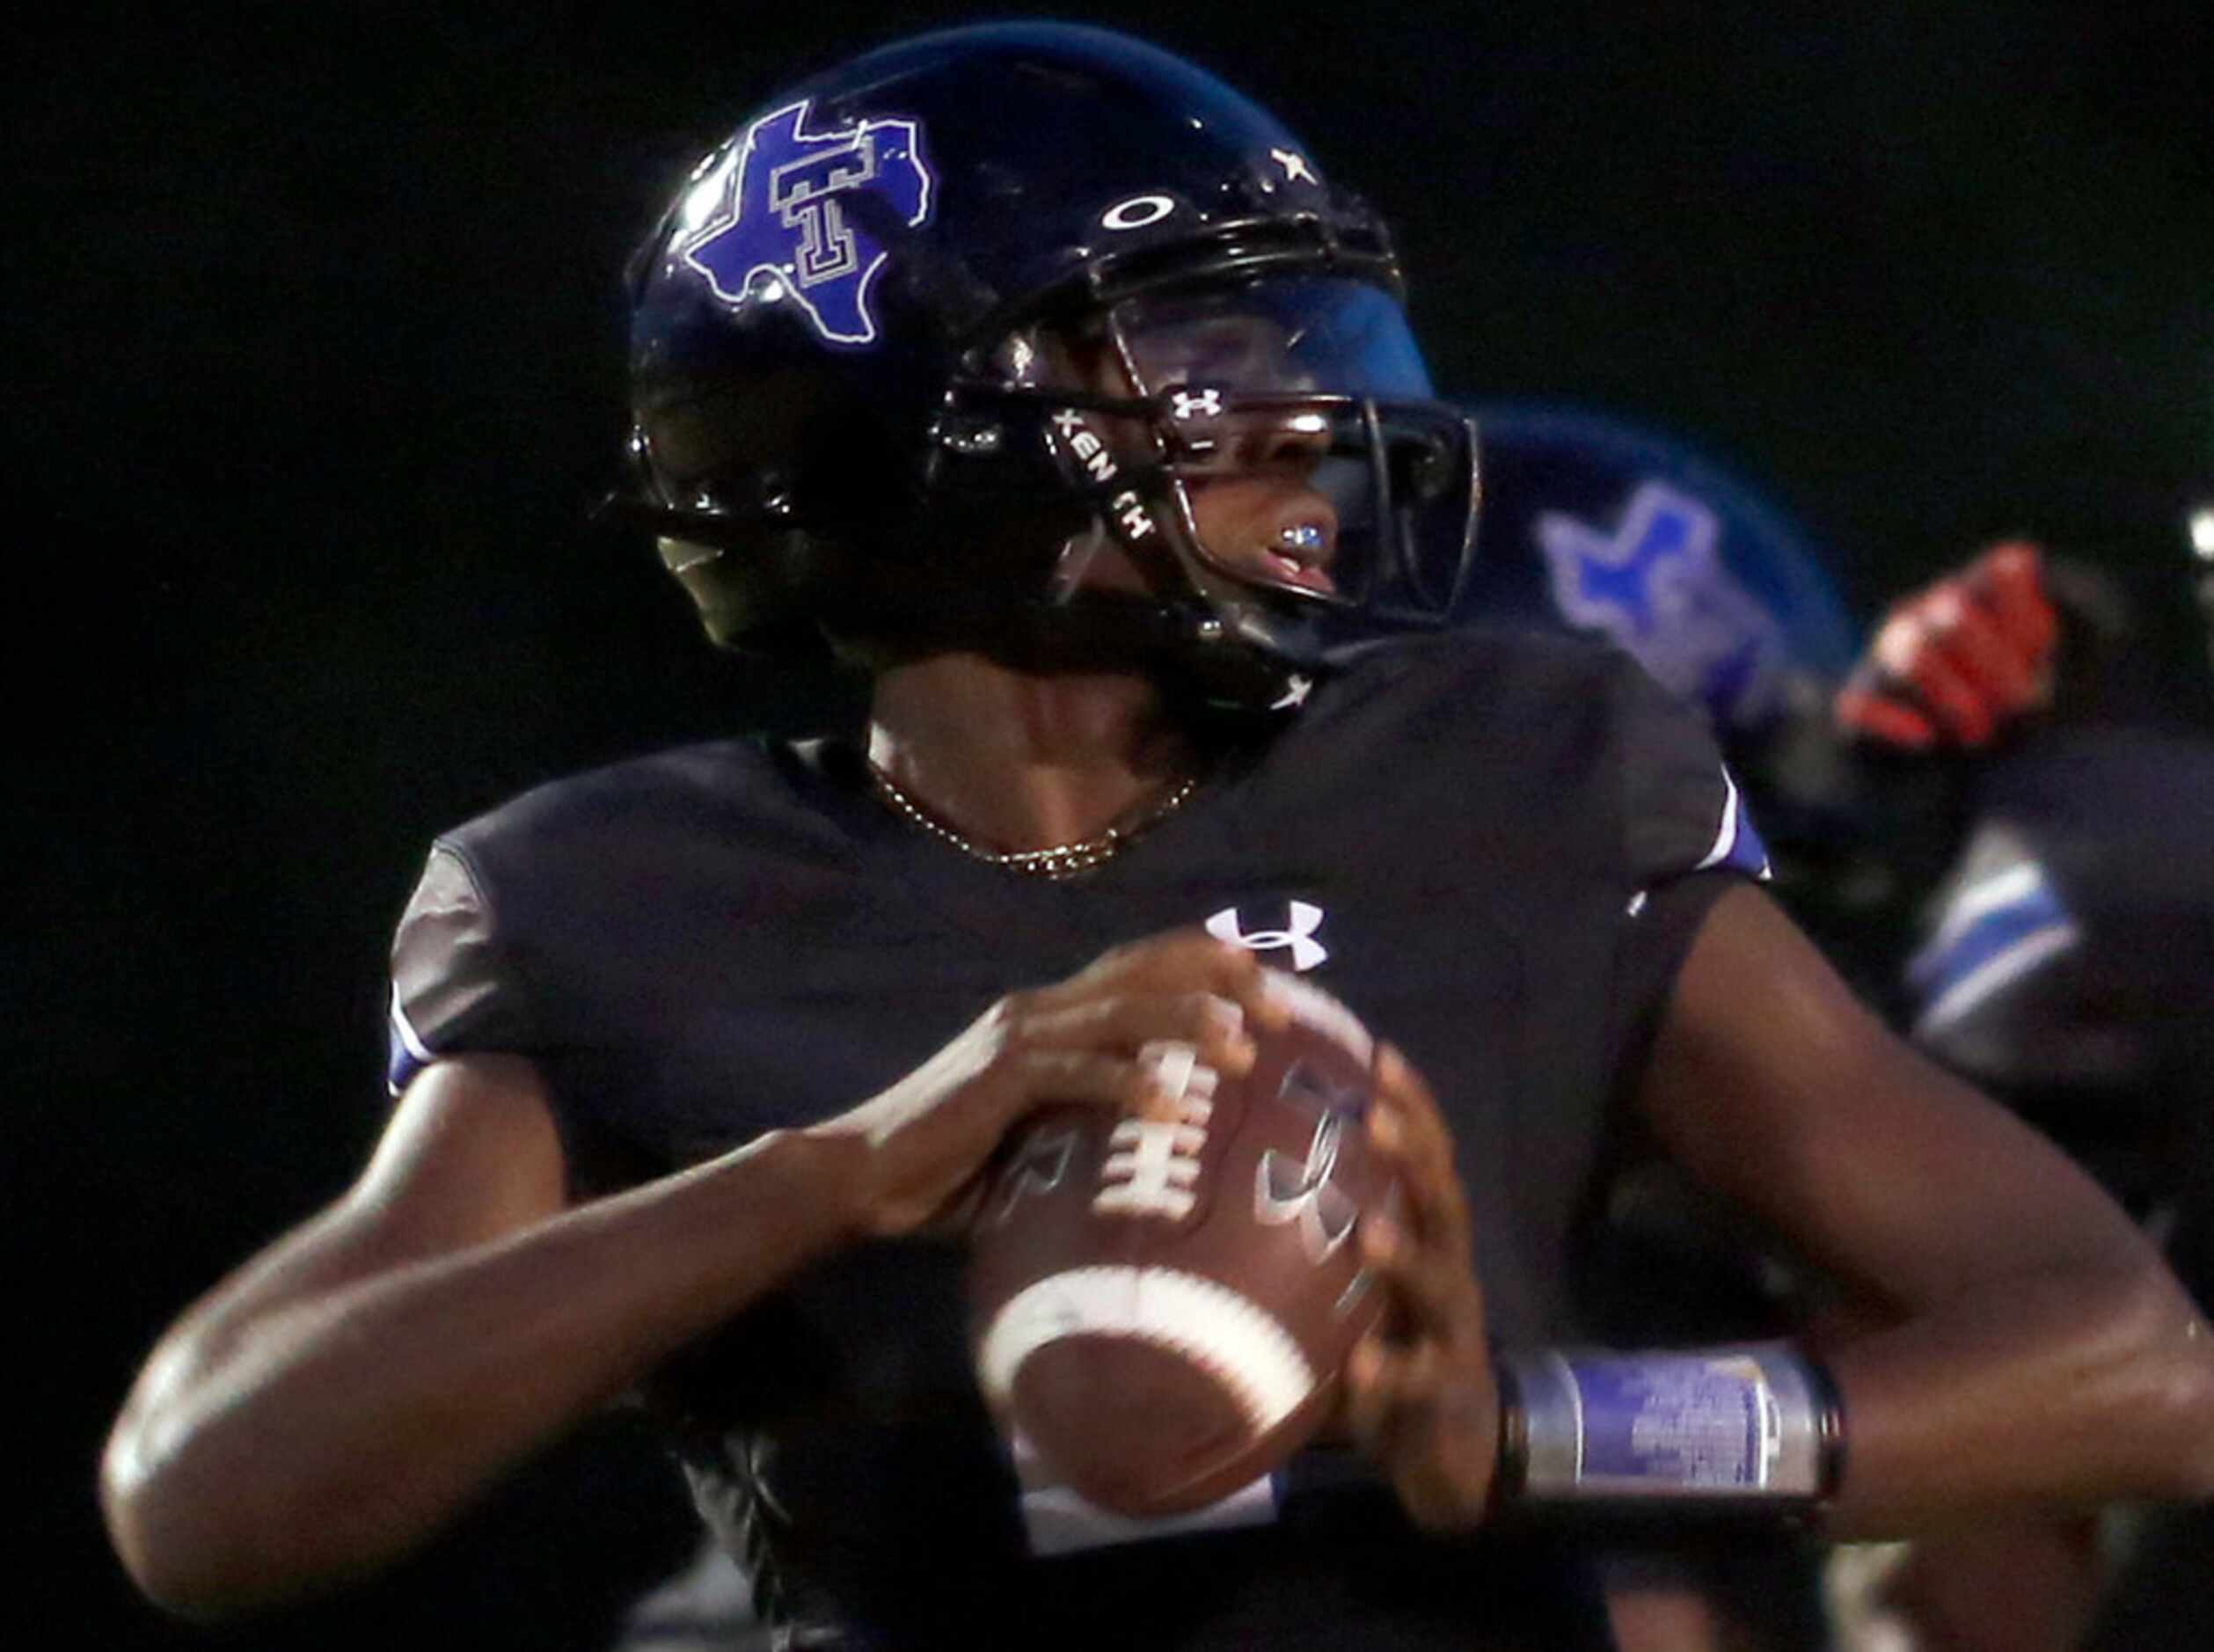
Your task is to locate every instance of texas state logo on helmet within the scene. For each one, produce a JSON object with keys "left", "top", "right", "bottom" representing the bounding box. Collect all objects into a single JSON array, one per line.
[
  {"left": 676, "top": 102, "right": 934, "bottom": 348},
  {"left": 1458, "top": 402, "right": 1859, "bottom": 735}
]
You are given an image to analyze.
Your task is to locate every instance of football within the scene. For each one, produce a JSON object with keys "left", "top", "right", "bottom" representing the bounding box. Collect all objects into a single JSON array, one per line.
[{"left": 965, "top": 973, "right": 1396, "bottom": 1518}]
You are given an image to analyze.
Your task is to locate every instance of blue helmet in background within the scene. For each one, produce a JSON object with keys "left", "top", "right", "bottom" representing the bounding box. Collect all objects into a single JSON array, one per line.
[
  {"left": 1458, "top": 401, "right": 1859, "bottom": 736},
  {"left": 623, "top": 23, "right": 1478, "bottom": 701}
]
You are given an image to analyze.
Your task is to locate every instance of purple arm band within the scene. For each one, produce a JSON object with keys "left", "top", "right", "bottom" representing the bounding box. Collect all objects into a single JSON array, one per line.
[{"left": 1495, "top": 1345, "right": 1844, "bottom": 1509}]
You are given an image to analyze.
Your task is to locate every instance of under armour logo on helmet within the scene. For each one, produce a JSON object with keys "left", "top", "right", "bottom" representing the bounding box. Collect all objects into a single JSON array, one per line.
[
  {"left": 1205, "top": 901, "right": 1328, "bottom": 972},
  {"left": 680, "top": 99, "right": 935, "bottom": 348},
  {"left": 1170, "top": 387, "right": 1224, "bottom": 420}
]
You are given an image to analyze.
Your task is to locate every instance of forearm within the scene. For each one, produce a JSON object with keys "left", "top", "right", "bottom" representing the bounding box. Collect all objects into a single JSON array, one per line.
[
  {"left": 103, "top": 1127, "right": 857, "bottom": 1617},
  {"left": 1638, "top": 885, "right": 2214, "bottom": 1533},
  {"left": 1821, "top": 1257, "right": 2214, "bottom": 1536},
  {"left": 1482, "top": 1263, "right": 2211, "bottom": 1537}
]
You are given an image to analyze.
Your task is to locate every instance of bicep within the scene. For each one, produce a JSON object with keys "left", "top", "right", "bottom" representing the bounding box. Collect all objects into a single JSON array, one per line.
[
  {"left": 194, "top": 1055, "right": 572, "bottom": 1328},
  {"left": 346, "top": 1054, "right": 571, "bottom": 1254},
  {"left": 1636, "top": 882, "right": 2152, "bottom": 1313}
]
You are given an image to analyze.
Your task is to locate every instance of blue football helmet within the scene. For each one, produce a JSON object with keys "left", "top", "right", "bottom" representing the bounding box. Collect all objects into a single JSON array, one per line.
[
  {"left": 624, "top": 23, "right": 1477, "bottom": 703},
  {"left": 1457, "top": 401, "right": 1859, "bottom": 736}
]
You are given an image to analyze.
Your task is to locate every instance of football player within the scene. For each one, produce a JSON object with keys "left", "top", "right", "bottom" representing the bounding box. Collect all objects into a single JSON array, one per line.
[
  {"left": 1454, "top": 409, "right": 2073, "bottom": 1651},
  {"left": 1839, "top": 514, "right": 2214, "bottom": 1652},
  {"left": 1465, "top": 416, "right": 2206, "bottom": 1651},
  {"left": 100, "top": 25, "right": 2214, "bottom": 1651},
  {"left": 1459, "top": 406, "right": 2080, "bottom": 996}
]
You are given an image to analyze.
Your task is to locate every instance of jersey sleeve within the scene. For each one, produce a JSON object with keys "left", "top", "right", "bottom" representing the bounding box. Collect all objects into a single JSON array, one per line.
[
  {"left": 386, "top": 844, "right": 535, "bottom": 1096},
  {"left": 1605, "top": 657, "right": 1773, "bottom": 1092},
  {"left": 1614, "top": 656, "right": 1772, "bottom": 894}
]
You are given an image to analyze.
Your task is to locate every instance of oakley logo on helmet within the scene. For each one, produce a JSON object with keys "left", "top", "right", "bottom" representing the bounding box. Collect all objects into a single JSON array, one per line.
[
  {"left": 1100, "top": 194, "right": 1177, "bottom": 231},
  {"left": 682, "top": 99, "right": 934, "bottom": 348},
  {"left": 1538, "top": 480, "right": 1787, "bottom": 730},
  {"left": 1206, "top": 902, "right": 1328, "bottom": 972}
]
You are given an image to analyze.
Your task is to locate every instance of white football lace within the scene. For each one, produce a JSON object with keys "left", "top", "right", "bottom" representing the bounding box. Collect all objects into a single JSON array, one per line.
[{"left": 1093, "top": 1041, "right": 1216, "bottom": 1220}]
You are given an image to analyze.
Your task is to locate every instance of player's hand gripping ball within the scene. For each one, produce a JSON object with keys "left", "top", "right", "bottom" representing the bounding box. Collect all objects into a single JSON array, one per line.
[{"left": 965, "top": 973, "right": 1398, "bottom": 1517}]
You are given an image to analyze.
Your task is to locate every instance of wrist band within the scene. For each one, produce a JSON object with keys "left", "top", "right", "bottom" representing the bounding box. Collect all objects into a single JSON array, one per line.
[{"left": 1495, "top": 1345, "right": 1844, "bottom": 1509}]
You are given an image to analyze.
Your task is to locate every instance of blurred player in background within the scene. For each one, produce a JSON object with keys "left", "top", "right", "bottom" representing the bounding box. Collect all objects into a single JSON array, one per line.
[
  {"left": 1450, "top": 403, "right": 1871, "bottom": 1649},
  {"left": 1458, "top": 405, "right": 2214, "bottom": 1651},
  {"left": 1841, "top": 507, "right": 2214, "bottom": 1652},
  {"left": 99, "top": 25, "right": 2214, "bottom": 1652},
  {"left": 1462, "top": 402, "right": 2061, "bottom": 993}
]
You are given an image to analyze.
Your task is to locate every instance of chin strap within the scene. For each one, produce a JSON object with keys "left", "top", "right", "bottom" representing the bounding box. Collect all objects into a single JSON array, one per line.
[
  {"left": 961, "top": 587, "right": 1315, "bottom": 714},
  {"left": 1021, "top": 400, "right": 1327, "bottom": 713}
]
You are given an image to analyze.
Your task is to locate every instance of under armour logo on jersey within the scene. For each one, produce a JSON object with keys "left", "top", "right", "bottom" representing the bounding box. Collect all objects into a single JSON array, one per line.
[
  {"left": 1206, "top": 901, "right": 1328, "bottom": 972},
  {"left": 680, "top": 99, "right": 934, "bottom": 347}
]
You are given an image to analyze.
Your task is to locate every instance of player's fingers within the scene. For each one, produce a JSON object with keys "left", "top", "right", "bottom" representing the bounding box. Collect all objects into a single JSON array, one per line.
[
  {"left": 1931, "top": 596, "right": 2039, "bottom": 712},
  {"left": 1370, "top": 1043, "right": 1451, "bottom": 1163},
  {"left": 1369, "top": 1132, "right": 1472, "bottom": 1259},
  {"left": 1834, "top": 680, "right": 1937, "bottom": 749},
  {"left": 1971, "top": 540, "right": 2058, "bottom": 668},
  {"left": 1341, "top": 1334, "right": 1392, "bottom": 1448},
  {"left": 1369, "top": 1045, "right": 1471, "bottom": 1249},
  {"left": 1007, "top": 1048, "right": 1181, "bottom": 1117},
  {"left": 1343, "top": 1332, "right": 1424, "bottom": 1452},
  {"left": 1869, "top": 600, "right": 1932, "bottom": 682},
  {"left": 1092, "top": 928, "right": 1257, "bottom": 990},
  {"left": 1011, "top": 990, "right": 1258, "bottom": 1078},
  {"left": 1872, "top": 597, "right": 1994, "bottom": 746},
  {"left": 1056, "top": 932, "right": 1289, "bottom": 1032},
  {"left": 1355, "top": 1339, "right": 1451, "bottom": 1465},
  {"left": 1903, "top": 638, "right": 1996, "bottom": 745},
  {"left": 1361, "top": 1213, "right": 1484, "bottom": 1350}
]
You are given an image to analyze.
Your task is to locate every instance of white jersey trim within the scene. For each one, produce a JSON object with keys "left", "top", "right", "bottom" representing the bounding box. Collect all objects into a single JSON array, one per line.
[
  {"left": 1692, "top": 764, "right": 1745, "bottom": 872},
  {"left": 388, "top": 985, "right": 435, "bottom": 1096},
  {"left": 389, "top": 984, "right": 434, "bottom": 1064}
]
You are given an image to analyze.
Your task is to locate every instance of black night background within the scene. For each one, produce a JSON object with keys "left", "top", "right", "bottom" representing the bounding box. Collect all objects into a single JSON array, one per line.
[{"left": 9, "top": 3, "right": 2210, "bottom": 1647}]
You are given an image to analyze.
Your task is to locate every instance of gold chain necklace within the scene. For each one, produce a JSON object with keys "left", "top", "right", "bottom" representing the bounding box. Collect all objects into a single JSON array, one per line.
[{"left": 865, "top": 762, "right": 1201, "bottom": 880}]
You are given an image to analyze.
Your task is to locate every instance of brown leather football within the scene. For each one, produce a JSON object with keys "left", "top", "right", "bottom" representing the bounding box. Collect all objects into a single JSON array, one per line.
[{"left": 965, "top": 973, "right": 1395, "bottom": 1518}]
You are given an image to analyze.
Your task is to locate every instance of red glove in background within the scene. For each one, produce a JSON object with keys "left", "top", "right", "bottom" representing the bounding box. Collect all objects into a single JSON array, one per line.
[{"left": 1834, "top": 540, "right": 2058, "bottom": 750}]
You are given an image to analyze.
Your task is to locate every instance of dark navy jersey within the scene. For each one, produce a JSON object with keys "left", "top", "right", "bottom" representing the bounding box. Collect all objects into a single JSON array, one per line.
[{"left": 387, "top": 632, "right": 1768, "bottom": 1650}]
